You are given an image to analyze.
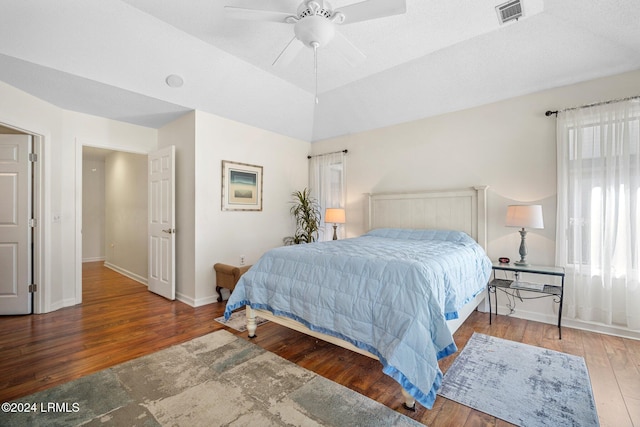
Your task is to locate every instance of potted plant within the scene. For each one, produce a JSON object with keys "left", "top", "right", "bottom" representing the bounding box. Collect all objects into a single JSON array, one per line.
[{"left": 283, "top": 188, "right": 321, "bottom": 245}]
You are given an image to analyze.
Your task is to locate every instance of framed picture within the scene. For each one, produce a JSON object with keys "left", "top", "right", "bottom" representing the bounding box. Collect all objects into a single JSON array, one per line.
[{"left": 221, "top": 160, "right": 263, "bottom": 211}]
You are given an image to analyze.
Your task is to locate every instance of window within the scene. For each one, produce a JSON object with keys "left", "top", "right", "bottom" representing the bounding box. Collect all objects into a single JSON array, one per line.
[
  {"left": 309, "top": 151, "right": 346, "bottom": 241},
  {"left": 564, "top": 118, "right": 640, "bottom": 271},
  {"left": 556, "top": 99, "right": 640, "bottom": 330}
]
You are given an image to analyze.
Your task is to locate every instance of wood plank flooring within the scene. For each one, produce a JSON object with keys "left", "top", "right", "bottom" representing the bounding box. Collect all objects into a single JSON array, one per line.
[{"left": 1, "top": 262, "right": 638, "bottom": 426}]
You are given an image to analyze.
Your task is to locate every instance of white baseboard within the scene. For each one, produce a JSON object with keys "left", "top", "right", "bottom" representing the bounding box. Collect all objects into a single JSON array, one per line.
[
  {"left": 82, "top": 256, "right": 105, "bottom": 263},
  {"left": 176, "top": 292, "right": 195, "bottom": 307},
  {"left": 103, "top": 262, "right": 148, "bottom": 286},
  {"left": 47, "top": 298, "right": 72, "bottom": 312},
  {"left": 493, "top": 305, "right": 640, "bottom": 341},
  {"left": 193, "top": 294, "right": 221, "bottom": 307},
  {"left": 177, "top": 291, "right": 225, "bottom": 308}
]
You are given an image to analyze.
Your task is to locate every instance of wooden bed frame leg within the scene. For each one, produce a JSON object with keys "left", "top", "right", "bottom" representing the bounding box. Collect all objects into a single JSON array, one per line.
[
  {"left": 401, "top": 388, "right": 416, "bottom": 411},
  {"left": 246, "top": 306, "right": 257, "bottom": 338}
]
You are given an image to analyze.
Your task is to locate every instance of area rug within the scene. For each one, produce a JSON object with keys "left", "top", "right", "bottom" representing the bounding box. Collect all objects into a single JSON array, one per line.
[
  {"left": 214, "top": 308, "right": 268, "bottom": 332},
  {"left": 4, "top": 330, "right": 422, "bottom": 427},
  {"left": 438, "top": 332, "right": 599, "bottom": 427}
]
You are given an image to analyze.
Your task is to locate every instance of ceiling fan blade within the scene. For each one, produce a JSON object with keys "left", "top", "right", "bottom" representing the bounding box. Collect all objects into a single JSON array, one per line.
[
  {"left": 335, "top": 0, "right": 406, "bottom": 25},
  {"left": 224, "top": 5, "right": 294, "bottom": 23},
  {"left": 272, "top": 37, "right": 305, "bottom": 67},
  {"left": 331, "top": 31, "right": 366, "bottom": 67}
]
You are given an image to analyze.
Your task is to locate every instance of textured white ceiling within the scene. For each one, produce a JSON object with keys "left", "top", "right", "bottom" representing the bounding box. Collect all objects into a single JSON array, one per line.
[{"left": 0, "top": 0, "right": 639, "bottom": 142}]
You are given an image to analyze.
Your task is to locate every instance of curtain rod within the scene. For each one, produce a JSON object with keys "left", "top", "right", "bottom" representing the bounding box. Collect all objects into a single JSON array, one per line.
[
  {"left": 307, "top": 149, "right": 348, "bottom": 159},
  {"left": 545, "top": 95, "right": 640, "bottom": 117}
]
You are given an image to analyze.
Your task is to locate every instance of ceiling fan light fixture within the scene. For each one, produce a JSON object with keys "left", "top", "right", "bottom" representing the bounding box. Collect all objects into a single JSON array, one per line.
[
  {"left": 224, "top": 0, "right": 406, "bottom": 103},
  {"left": 294, "top": 15, "right": 336, "bottom": 48}
]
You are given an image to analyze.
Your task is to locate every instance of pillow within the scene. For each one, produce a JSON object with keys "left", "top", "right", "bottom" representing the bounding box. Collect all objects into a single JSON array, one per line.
[{"left": 364, "top": 228, "right": 476, "bottom": 244}]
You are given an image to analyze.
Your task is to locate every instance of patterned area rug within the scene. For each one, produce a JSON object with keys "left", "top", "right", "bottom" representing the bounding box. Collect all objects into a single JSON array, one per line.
[
  {"left": 4, "top": 330, "right": 422, "bottom": 427},
  {"left": 439, "top": 332, "right": 599, "bottom": 427},
  {"left": 214, "top": 308, "right": 268, "bottom": 332}
]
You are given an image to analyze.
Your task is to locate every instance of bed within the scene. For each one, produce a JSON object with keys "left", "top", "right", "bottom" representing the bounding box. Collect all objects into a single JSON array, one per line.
[{"left": 224, "top": 186, "right": 491, "bottom": 410}]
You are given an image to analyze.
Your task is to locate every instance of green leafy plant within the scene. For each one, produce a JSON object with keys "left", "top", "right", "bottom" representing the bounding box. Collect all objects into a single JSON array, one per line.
[{"left": 283, "top": 188, "right": 321, "bottom": 245}]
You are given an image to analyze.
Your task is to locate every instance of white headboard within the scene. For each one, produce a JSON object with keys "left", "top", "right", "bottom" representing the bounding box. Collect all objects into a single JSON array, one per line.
[{"left": 366, "top": 186, "right": 488, "bottom": 249}]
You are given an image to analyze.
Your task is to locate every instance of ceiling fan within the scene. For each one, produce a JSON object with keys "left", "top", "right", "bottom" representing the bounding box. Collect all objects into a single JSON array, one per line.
[{"left": 225, "top": 0, "right": 407, "bottom": 84}]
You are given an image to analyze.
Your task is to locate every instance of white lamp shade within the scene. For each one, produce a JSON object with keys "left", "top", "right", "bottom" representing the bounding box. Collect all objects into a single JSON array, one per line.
[
  {"left": 505, "top": 205, "right": 544, "bottom": 229},
  {"left": 325, "top": 208, "right": 346, "bottom": 224}
]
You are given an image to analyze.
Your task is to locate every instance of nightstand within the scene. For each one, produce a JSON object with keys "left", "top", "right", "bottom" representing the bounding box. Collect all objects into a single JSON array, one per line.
[{"left": 488, "top": 261, "right": 565, "bottom": 339}]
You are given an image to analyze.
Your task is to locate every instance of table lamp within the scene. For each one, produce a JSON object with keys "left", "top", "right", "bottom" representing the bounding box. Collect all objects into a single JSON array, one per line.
[
  {"left": 505, "top": 204, "right": 544, "bottom": 266},
  {"left": 325, "top": 208, "right": 346, "bottom": 240}
]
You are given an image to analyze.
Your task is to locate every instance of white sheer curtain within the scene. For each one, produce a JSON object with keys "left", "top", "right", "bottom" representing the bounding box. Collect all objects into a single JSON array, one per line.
[
  {"left": 556, "top": 99, "right": 640, "bottom": 331},
  {"left": 309, "top": 151, "right": 346, "bottom": 241}
]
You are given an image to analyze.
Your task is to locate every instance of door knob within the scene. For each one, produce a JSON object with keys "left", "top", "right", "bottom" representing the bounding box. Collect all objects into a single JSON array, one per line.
[{"left": 162, "top": 229, "right": 175, "bottom": 234}]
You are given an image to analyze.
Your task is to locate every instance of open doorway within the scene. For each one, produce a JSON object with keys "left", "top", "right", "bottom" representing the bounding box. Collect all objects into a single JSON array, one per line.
[{"left": 81, "top": 146, "right": 148, "bottom": 299}]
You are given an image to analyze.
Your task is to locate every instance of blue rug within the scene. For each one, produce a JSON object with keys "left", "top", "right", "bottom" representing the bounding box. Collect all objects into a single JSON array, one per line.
[{"left": 439, "top": 333, "right": 599, "bottom": 427}]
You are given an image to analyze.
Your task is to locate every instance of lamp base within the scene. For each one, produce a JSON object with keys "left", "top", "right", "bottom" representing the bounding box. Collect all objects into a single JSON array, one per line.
[
  {"left": 332, "top": 224, "right": 338, "bottom": 240},
  {"left": 515, "top": 228, "right": 529, "bottom": 267}
]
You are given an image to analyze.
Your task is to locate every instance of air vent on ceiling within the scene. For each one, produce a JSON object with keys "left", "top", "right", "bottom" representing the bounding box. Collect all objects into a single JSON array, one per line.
[{"left": 496, "top": 0, "right": 523, "bottom": 24}]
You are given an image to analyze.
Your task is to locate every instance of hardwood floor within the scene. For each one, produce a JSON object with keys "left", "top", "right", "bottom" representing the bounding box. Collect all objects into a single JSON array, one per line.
[{"left": 1, "top": 262, "right": 638, "bottom": 426}]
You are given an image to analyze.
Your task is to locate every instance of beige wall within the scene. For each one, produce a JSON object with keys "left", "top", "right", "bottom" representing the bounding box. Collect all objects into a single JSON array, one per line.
[
  {"left": 310, "top": 69, "right": 640, "bottom": 334},
  {"left": 0, "top": 81, "right": 65, "bottom": 311},
  {"left": 0, "top": 81, "right": 157, "bottom": 312},
  {"left": 104, "top": 151, "right": 148, "bottom": 282},
  {"left": 0, "top": 125, "right": 26, "bottom": 134},
  {"left": 2, "top": 79, "right": 308, "bottom": 311},
  {"left": 68, "top": 112, "right": 157, "bottom": 305},
  {"left": 158, "top": 110, "right": 310, "bottom": 306},
  {"left": 158, "top": 112, "right": 197, "bottom": 303},
  {"left": 192, "top": 110, "right": 309, "bottom": 306},
  {"left": 3, "top": 66, "right": 639, "bottom": 328},
  {"left": 82, "top": 156, "right": 105, "bottom": 262}
]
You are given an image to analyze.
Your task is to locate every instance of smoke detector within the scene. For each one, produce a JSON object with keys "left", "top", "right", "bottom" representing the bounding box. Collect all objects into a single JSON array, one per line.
[{"left": 496, "top": 0, "right": 523, "bottom": 24}]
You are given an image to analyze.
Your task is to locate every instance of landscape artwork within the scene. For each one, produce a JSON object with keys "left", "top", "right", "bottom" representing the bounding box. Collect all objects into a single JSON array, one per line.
[{"left": 222, "top": 160, "right": 263, "bottom": 211}]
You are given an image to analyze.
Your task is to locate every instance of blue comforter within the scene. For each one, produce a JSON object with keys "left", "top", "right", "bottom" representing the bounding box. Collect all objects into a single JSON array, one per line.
[{"left": 225, "top": 228, "right": 491, "bottom": 408}]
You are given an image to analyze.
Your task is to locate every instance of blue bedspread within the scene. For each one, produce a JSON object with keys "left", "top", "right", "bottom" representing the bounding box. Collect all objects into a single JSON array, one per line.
[{"left": 225, "top": 228, "right": 491, "bottom": 408}]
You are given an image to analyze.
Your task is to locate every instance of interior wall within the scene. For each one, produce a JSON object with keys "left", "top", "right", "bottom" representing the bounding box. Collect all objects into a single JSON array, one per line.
[
  {"left": 0, "top": 125, "right": 26, "bottom": 134},
  {"left": 67, "top": 112, "right": 157, "bottom": 305},
  {"left": 4, "top": 67, "right": 638, "bottom": 319},
  {"left": 158, "top": 112, "right": 197, "bottom": 303},
  {"left": 310, "top": 69, "right": 640, "bottom": 332},
  {"left": 0, "top": 81, "right": 158, "bottom": 312},
  {"left": 82, "top": 155, "right": 105, "bottom": 262},
  {"left": 192, "top": 110, "right": 310, "bottom": 306},
  {"left": 158, "top": 110, "right": 310, "bottom": 306},
  {"left": 104, "top": 151, "right": 148, "bottom": 282},
  {"left": 0, "top": 81, "right": 62, "bottom": 312}
]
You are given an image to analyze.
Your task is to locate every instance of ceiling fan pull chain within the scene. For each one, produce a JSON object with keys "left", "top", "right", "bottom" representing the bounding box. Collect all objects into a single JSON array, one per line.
[{"left": 312, "top": 41, "right": 319, "bottom": 104}]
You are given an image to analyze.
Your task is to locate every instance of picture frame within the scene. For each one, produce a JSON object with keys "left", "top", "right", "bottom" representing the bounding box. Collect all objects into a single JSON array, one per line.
[{"left": 221, "top": 160, "right": 263, "bottom": 211}]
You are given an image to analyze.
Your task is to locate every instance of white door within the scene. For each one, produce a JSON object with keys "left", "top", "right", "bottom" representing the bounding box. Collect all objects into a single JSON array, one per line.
[
  {"left": 148, "top": 146, "right": 175, "bottom": 300},
  {"left": 0, "top": 135, "right": 32, "bottom": 314}
]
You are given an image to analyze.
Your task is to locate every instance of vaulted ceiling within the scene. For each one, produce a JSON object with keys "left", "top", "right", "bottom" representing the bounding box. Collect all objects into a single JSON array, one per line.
[{"left": 1, "top": 0, "right": 639, "bottom": 142}]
